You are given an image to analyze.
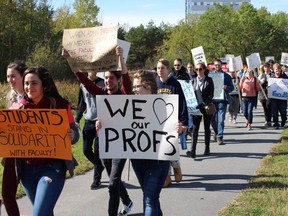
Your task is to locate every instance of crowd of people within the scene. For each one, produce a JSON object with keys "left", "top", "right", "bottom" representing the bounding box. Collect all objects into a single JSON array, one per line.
[{"left": 2, "top": 46, "right": 288, "bottom": 216}]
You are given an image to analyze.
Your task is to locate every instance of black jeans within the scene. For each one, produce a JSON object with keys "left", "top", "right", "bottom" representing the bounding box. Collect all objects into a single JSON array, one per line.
[
  {"left": 103, "top": 158, "right": 131, "bottom": 216},
  {"left": 83, "top": 120, "right": 104, "bottom": 182},
  {"left": 191, "top": 111, "right": 212, "bottom": 152}
]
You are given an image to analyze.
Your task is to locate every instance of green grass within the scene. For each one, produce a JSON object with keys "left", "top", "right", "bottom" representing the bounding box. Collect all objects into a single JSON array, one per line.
[{"left": 218, "top": 129, "right": 288, "bottom": 216}]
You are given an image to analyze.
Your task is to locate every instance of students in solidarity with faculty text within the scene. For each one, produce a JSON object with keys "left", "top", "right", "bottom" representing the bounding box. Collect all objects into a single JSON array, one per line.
[
  {"left": 74, "top": 71, "right": 105, "bottom": 190},
  {"left": 211, "top": 59, "right": 233, "bottom": 145},
  {"left": 2, "top": 61, "right": 27, "bottom": 216},
  {"left": 67, "top": 46, "right": 134, "bottom": 216},
  {"left": 186, "top": 62, "right": 214, "bottom": 159},
  {"left": 18, "top": 67, "right": 79, "bottom": 215}
]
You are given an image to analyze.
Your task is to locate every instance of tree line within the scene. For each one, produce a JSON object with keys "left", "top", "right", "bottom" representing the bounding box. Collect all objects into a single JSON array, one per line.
[{"left": 1, "top": 1, "right": 288, "bottom": 81}]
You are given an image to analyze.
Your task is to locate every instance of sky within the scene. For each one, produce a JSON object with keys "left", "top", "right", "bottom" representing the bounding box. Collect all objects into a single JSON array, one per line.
[{"left": 50, "top": 0, "right": 288, "bottom": 27}]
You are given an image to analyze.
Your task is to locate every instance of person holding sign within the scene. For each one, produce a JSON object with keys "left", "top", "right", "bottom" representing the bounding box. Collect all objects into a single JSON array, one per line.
[
  {"left": 69, "top": 46, "right": 134, "bottom": 216},
  {"left": 270, "top": 63, "right": 288, "bottom": 129},
  {"left": 258, "top": 62, "right": 273, "bottom": 127},
  {"left": 228, "top": 71, "right": 240, "bottom": 124},
  {"left": 239, "top": 69, "right": 261, "bottom": 130},
  {"left": 156, "top": 59, "right": 188, "bottom": 187},
  {"left": 211, "top": 59, "right": 233, "bottom": 145},
  {"left": 18, "top": 67, "right": 79, "bottom": 216},
  {"left": 186, "top": 62, "right": 214, "bottom": 158},
  {"left": 2, "top": 61, "right": 27, "bottom": 216},
  {"left": 123, "top": 70, "right": 182, "bottom": 215}
]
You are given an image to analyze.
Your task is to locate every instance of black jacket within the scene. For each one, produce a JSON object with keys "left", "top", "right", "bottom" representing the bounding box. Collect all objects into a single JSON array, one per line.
[
  {"left": 192, "top": 75, "right": 214, "bottom": 106},
  {"left": 171, "top": 66, "right": 191, "bottom": 81}
]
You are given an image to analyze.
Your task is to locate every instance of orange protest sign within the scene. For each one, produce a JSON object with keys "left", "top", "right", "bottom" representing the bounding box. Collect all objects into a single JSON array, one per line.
[{"left": 0, "top": 109, "right": 72, "bottom": 160}]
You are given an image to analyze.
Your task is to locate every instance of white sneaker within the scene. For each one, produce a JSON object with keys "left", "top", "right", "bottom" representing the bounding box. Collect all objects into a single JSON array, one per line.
[
  {"left": 118, "top": 201, "right": 133, "bottom": 216},
  {"left": 233, "top": 119, "right": 237, "bottom": 124}
]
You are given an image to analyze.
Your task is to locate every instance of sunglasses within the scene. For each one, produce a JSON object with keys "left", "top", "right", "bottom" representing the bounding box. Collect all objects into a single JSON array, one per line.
[
  {"left": 195, "top": 68, "right": 203, "bottom": 71},
  {"left": 174, "top": 64, "right": 181, "bottom": 66},
  {"left": 214, "top": 64, "right": 221, "bottom": 67}
]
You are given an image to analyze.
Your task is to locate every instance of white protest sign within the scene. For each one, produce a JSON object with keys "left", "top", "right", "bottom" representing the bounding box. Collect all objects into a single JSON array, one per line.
[
  {"left": 62, "top": 25, "right": 118, "bottom": 73},
  {"left": 280, "top": 52, "right": 288, "bottom": 66},
  {"left": 228, "top": 55, "right": 243, "bottom": 72},
  {"left": 178, "top": 80, "right": 202, "bottom": 116},
  {"left": 208, "top": 72, "right": 224, "bottom": 100},
  {"left": 117, "top": 39, "right": 131, "bottom": 63},
  {"left": 225, "top": 54, "right": 234, "bottom": 68},
  {"left": 246, "top": 53, "right": 261, "bottom": 70},
  {"left": 268, "top": 78, "right": 288, "bottom": 100},
  {"left": 265, "top": 56, "right": 274, "bottom": 62},
  {"left": 191, "top": 46, "right": 207, "bottom": 66},
  {"left": 96, "top": 95, "right": 180, "bottom": 160}
]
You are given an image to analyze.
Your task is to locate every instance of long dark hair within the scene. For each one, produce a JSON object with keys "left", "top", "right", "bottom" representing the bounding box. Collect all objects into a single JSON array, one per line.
[{"left": 23, "top": 67, "right": 69, "bottom": 108}]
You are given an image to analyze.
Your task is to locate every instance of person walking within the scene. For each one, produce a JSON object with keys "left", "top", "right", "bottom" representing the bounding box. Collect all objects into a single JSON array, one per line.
[
  {"left": 228, "top": 70, "right": 240, "bottom": 124},
  {"left": 270, "top": 63, "right": 288, "bottom": 129},
  {"left": 258, "top": 62, "right": 273, "bottom": 127},
  {"left": 19, "top": 67, "right": 80, "bottom": 216},
  {"left": 2, "top": 61, "right": 27, "bottom": 216},
  {"left": 211, "top": 59, "right": 234, "bottom": 145},
  {"left": 69, "top": 46, "right": 134, "bottom": 216},
  {"left": 186, "top": 62, "right": 214, "bottom": 158},
  {"left": 239, "top": 69, "right": 261, "bottom": 130},
  {"left": 75, "top": 71, "right": 105, "bottom": 190},
  {"left": 156, "top": 59, "right": 188, "bottom": 187}
]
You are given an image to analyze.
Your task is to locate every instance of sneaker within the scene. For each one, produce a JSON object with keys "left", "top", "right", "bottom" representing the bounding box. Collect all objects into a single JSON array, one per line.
[
  {"left": 247, "top": 124, "right": 252, "bottom": 130},
  {"left": 118, "top": 200, "right": 133, "bottom": 216},
  {"left": 233, "top": 119, "right": 237, "bottom": 124},
  {"left": 90, "top": 181, "right": 101, "bottom": 190},
  {"left": 217, "top": 139, "right": 224, "bottom": 145},
  {"left": 163, "top": 175, "right": 171, "bottom": 188},
  {"left": 173, "top": 167, "right": 182, "bottom": 183}
]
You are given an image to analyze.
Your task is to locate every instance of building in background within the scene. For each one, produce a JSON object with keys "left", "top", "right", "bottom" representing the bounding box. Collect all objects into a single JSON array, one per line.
[{"left": 185, "top": 0, "right": 251, "bottom": 20}]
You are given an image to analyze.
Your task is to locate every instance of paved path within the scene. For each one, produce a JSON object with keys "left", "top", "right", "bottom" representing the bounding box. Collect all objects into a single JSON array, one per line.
[{"left": 1, "top": 106, "right": 283, "bottom": 216}]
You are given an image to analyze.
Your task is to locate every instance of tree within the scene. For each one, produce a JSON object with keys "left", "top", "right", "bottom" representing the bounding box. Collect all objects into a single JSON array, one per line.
[{"left": 125, "top": 21, "right": 166, "bottom": 69}]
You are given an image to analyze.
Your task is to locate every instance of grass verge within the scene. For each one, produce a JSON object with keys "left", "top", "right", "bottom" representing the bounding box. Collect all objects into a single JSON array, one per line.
[{"left": 218, "top": 129, "right": 288, "bottom": 216}]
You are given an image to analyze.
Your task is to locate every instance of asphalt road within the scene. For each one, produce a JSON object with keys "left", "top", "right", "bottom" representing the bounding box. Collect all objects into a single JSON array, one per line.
[{"left": 1, "top": 105, "right": 283, "bottom": 216}]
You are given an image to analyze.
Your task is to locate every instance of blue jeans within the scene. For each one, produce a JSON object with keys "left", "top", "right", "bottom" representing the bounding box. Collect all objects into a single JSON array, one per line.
[
  {"left": 21, "top": 160, "right": 66, "bottom": 216},
  {"left": 83, "top": 120, "right": 104, "bottom": 182},
  {"left": 242, "top": 97, "right": 256, "bottom": 124},
  {"left": 131, "top": 159, "right": 169, "bottom": 216},
  {"left": 102, "top": 158, "right": 131, "bottom": 216},
  {"left": 211, "top": 101, "right": 228, "bottom": 141}
]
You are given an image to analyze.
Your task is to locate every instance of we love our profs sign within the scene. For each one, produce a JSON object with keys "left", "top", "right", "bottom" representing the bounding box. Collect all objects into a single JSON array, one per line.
[
  {"left": 0, "top": 109, "right": 72, "bottom": 160},
  {"left": 96, "top": 95, "right": 179, "bottom": 160}
]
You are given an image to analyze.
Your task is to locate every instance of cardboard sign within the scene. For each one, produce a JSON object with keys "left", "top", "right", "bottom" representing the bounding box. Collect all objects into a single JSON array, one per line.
[
  {"left": 268, "top": 78, "right": 288, "bottom": 100},
  {"left": 96, "top": 95, "right": 179, "bottom": 160},
  {"left": 0, "top": 109, "right": 72, "bottom": 160},
  {"left": 178, "top": 80, "right": 202, "bottom": 116},
  {"left": 208, "top": 72, "right": 224, "bottom": 100},
  {"left": 62, "top": 25, "right": 118, "bottom": 73},
  {"left": 191, "top": 46, "right": 207, "bottom": 66}
]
